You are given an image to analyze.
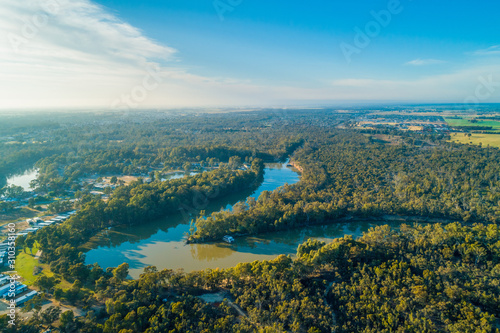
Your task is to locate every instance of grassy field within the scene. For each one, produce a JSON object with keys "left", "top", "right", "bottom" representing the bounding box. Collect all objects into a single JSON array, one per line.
[
  {"left": 0, "top": 207, "right": 41, "bottom": 227},
  {"left": 14, "top": 244, "right": 47, "bottom": 286},
  {"left": 445, "top": 117, "right": 500, "bottom": 130},
  {"left": 11, "top": 243, "right": 75, "bottom": 289},
  {"left": 0, "top": 243, "right": 75, "bottom": 294},
  {"left": 450, "top": 133, "right": 500, "bottom": 148}
]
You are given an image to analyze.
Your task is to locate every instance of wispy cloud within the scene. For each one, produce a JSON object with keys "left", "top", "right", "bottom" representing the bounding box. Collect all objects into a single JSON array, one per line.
[
  {"left": 0, "top": 0, "right": 184, "bottom": 108},
  {"left": 4, "top": 0, "right": 175, "bottom": 64},
  {"left": 473, "top": 45, "right": 500, "bottom": 56},
  {"left": 0, "top": 0, "right": 499, "bottom": 109},
  {"left": 0, "top": 0, "right": 281, "bottom": 109},
  {"left": 330, "top": 64, "right": 500, "bottom": 102},
  {"left": 405, "top": 58, "right": 445, "bottom": 66}
]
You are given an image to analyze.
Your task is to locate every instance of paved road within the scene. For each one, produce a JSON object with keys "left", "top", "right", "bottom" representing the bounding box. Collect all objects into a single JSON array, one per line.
[{"left": 0, "top": 299, "right": 86, "bottom": 319}]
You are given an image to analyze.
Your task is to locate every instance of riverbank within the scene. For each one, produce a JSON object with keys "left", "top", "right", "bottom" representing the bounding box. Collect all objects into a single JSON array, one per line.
[
  {"left": 84, "top": 162, "right": 300, "bottom": 277},
  {"left": 288, "top": 160, "right": 303, "bottom": 173},
  {"left": 188, "top": 212, "right": 461, "bottom": 245},
  {"left": 340, "top": 214, "right": 458, "bottom": 225}
]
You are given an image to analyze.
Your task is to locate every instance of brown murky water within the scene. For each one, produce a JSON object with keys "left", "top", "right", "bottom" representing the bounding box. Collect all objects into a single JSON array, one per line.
[{"left": 85, "top": 163, "right": 402, "bottom": 278}]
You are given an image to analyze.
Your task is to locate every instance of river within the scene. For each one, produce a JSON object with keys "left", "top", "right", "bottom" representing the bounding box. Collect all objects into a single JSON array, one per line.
[{"left": 85, "top": 163, "right": 397, "bottom": 278}]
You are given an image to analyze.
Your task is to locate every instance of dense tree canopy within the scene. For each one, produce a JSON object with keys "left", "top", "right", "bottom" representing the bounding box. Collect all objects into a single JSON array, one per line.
[
  {"left": 192, "top": 129, "right": 500, "bottom": 241},
  {"left": 5, "top": 223, "right": 499, "bottom": 332},
  {"left": 2, "top": 109, "right": 500, "bottom": 332}
]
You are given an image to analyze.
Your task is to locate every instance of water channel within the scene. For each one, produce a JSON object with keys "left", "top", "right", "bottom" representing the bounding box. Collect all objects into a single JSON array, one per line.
[{"left": 85, "top": 163, "right": 399, "bottom": 278}]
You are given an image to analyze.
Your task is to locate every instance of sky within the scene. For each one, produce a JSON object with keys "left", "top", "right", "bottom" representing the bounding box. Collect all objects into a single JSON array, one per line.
[{"left": 1, "top": 0, "right": 500, "bottom": 110}]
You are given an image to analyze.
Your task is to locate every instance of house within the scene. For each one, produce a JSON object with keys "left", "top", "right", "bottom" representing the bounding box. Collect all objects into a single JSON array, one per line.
[
  {"left": 0, "top": 251, "right": 8, "bottom": 267},
  {"left": 13, "top": 290, "right": 38, "bottom": 306},
  {"left": 222, "top": 235, "right": 235, "bottom": 244},
  {"left": 0, "top": 274, "right": 9, "bottom": 286},
  {"left": 28, "top": 218, "right": 44, "bottom": 226},
  {"left": 0, "top": 281, "right": 19, "bottom": 296},
  {"left": 2, "top": 284, "right": 28, "bottom": 299},
  {"left": 24, "top": 227, "right": 40, "bottom": 234},
  {"left": 55, "top": 215, "right": 69, "bottom": 222}
]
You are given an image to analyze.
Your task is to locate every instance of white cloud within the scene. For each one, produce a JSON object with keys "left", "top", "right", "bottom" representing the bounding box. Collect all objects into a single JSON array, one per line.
[
  {"left": 473, "top": 45, "right": 500, "bottom": 56},
  {"left": 405, "top": 58, "right": 445, "bottom": 66},
  {"left": 4, "top": 0, "right": 175, "bottom": 64},
  {"left": 0, "top": 0, "right": 499, "bottom": 109},
  {"left": 0, "top": 0, "right": 192, "bottom": 109},
  {"left": 0, "top": 0, "right": 291, "bottom": 109},
  {"left": 329, "top": 64, "right": 500, "bottom": 102}
]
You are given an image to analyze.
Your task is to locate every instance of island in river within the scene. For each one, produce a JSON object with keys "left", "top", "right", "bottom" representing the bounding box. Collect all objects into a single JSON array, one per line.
[{"left": 84, "top": 162, "right": 410, "bottom": 278}]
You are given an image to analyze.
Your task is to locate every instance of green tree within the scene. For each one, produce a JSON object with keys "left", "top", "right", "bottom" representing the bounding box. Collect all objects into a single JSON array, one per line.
[
  {"left": 228, "top": 156, "right": 242, "bottom": 169},
  {"left": 183, "top": 162, "right": 192, "bottom": 172},
  {"left": 39, "top": 306, "right": 62, "bottom": 328},
  {"left": 25, "top": 234, "right": 35, "bottom": 253},
  {"left": 34, "top": 275, "right": 59, "bottom": 293},
  {"left": 112, "top": 263, "right": 129, "bottom": 283},
  {"left": 60, "top": 310, "right": 76, "bottom": 333}
]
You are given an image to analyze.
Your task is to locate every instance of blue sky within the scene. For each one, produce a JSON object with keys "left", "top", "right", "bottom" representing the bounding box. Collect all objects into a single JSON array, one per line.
[
  {"left": 95, "top": 0, "right": 499, "bottom": 81},
  {"left": 1, "top": 0, "right": 500, "bottom": 109}
]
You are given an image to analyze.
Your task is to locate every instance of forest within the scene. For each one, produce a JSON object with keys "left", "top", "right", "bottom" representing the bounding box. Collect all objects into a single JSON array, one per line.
[
  {"left": 0, "top": 110, "right": 305, "bottom": 192},
  {"left": 1, "top": 109, "right": 499, "bottom": 332},
  {"left": 191, "top": 129, "right": 500, "bottom": 242},
  {"left": 18, "top": 159, "right": 264, "bottom": 283},
  {"left": 3, "top": 223, "right": 499, "bottom": 332}
]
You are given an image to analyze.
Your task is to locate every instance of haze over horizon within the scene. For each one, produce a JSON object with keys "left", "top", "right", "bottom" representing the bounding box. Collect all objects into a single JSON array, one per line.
[{"left": 2, "top": 0, "right": 500, "bottom": 110}]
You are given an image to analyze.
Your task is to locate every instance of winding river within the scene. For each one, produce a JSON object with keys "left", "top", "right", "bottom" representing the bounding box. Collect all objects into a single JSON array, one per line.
[{"left": 85, "top": 163, "right": 398, "bottom": 278}]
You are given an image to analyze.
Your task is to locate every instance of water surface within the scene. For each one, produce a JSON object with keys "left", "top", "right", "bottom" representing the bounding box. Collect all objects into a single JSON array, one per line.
[
  {"left": 85, "top": 163, "right": 407, "bottom": 278},
  {"left": 86, "top": 163, "right": 303, "bottom": 277},
  {"left": 6, "top": 169, "right": 38, "bottom": 191}
]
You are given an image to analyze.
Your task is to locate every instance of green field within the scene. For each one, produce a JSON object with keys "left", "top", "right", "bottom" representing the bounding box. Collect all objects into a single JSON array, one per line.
[
  {"left": 450, "top": 133, "right": 500, "bottom": 148},
  {"left": 11, "top": 243, "right": 70, "bottom": 288},
  {"left": 14, "top": 244, "right": 44, "bottom": 286},
  {"left": 445, "top": 117, "right": 500, "bottom": 130}
]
